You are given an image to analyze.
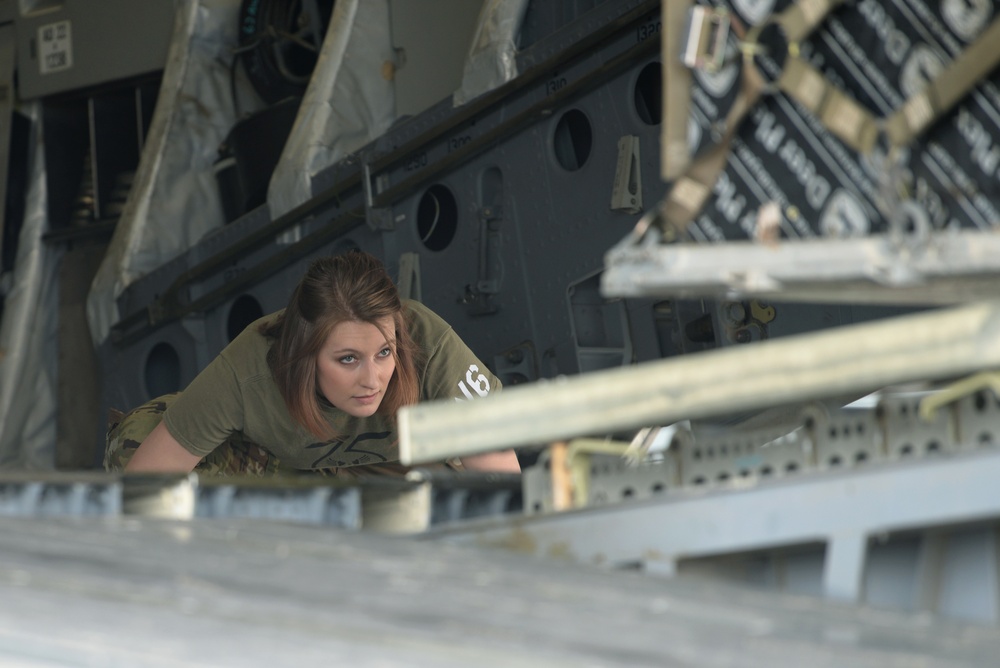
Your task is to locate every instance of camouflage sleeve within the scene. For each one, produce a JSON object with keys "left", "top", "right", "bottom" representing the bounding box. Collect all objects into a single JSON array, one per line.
[{"left": 103, "top": 394, "right": 179, "bottom": 471}]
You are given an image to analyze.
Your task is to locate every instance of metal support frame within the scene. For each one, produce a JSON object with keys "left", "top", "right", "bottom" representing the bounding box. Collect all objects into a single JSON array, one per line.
[
  {"left": 429, "top": 448, "right": 1000, "bottom": 603},
  {"left": 519, "top": 375, "right": 1000, "bottom": 509}
]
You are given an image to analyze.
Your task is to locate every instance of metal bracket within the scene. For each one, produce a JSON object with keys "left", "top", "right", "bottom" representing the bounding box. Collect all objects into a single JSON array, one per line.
[
  {"left": 681, "top": 6, "right": 730, "bottom": 73},
  {"left": 362, "top": 156, "right": 395, "bottom": 231},
  {"left": 610, "top": 135, "right": 642, "bottom": 214},
  {"left": 461, "top": 204, "right": 503, "bottom": 315},
  {"left": 398, "top": 252, "right": 422, "bottom": 302}
]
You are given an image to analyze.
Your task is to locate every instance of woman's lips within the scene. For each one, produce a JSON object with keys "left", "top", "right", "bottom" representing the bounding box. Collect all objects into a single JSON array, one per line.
[{"left": 353, "top": 392, "right": 380, "bottom": 405}]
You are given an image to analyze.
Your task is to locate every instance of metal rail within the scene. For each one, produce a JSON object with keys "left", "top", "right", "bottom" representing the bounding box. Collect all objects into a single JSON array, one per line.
[
  {"left": 0, "top": 471, "right": 521, "bottom": 532},
  {"left": 602, "top": 229, "right": 1000, "bottom": 305}
]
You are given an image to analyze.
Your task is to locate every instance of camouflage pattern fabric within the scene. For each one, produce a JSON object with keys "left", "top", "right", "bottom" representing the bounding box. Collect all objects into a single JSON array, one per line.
[{"left": 104, "top": 393, "right": 280, "bottom": 476}]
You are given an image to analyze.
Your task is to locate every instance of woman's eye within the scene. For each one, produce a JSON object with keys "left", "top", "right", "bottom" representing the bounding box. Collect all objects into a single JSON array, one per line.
[
  {"left": 378, "top": 347, "right": 392, "bottom": 358},
  {"left": 338, "top": 355, "right": 357, "bottom": 364}
]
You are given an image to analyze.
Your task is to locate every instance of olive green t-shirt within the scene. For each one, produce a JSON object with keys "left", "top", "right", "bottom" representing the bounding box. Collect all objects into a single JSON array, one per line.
[{"left": 163, "top": 300, "right": 500, "bottom": 470}]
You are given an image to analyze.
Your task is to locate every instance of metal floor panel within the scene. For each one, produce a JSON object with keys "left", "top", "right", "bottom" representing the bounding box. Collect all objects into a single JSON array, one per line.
[{"left": 1, "top": 515, "right": 999, "bottom": 667}]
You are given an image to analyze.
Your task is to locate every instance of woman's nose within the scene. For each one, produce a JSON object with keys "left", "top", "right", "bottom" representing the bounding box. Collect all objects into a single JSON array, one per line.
[{"left": 360, "top": 361, "right": 379, "bottom": 388}]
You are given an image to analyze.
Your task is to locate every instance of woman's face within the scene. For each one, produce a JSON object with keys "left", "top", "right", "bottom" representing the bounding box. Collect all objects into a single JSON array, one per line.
[{"left": 316, "top": 316, "right": 396, "bottom": 418}]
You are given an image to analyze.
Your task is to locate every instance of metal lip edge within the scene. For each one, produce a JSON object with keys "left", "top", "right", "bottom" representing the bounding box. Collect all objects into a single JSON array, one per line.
[{"left": 602, "top": 230, "right": 1000, "bottom": 301}]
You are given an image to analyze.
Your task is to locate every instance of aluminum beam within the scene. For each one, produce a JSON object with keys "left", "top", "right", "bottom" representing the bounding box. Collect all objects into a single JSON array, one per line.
[
  {"left": 602, "top": 230, "right": 1000, "bottom": 305},
  {"left": 399, "top": 299, "right": 1000, "bottom": 463}
]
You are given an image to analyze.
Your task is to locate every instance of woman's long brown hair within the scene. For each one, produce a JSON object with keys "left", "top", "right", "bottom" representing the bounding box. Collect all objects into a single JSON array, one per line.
[{"left": 260, "top": 251, "right": 420, "bottom": 439}]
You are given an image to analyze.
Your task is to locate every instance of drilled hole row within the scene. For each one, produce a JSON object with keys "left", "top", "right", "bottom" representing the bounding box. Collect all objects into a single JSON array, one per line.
[
  {"left": 827, "top": 422, "right": 867, "bottom": 439},
  {"left": 691, "top": 440, "right": 774, "bottom": 460},
  {"left": 531, "top": 480, "right": 668, "bottom": 513}
]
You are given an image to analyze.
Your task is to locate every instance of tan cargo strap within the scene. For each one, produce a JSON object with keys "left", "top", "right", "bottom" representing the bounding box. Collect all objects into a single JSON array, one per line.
[
  {"left": 661, "top": 0, "right": 694, "bottom": 180},
  {"left": 777, "top": 56, "right": 881, "bottom": 154},
  {"left": 763, "top": 0, "right": 883, "bottom": 154},
  {"left": 774, "top": 0, "right": 845, "bottom": 43},
  {"left": 776, "top": 13, "right": 1000, "bottom": 154},
  {"left": 660, "top": 61, "right": 766, "bottom": 240},
  {"left": 884, "top": 16, "right": 1000, "bottom": 147},
  {"left": 660, "top": 0, "right": 843, "bottom": 238}
]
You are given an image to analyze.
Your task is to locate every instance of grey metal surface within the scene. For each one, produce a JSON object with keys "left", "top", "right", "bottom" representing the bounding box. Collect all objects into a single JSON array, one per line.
[
  {"left": 15, "top": 0, "right": 175, "bottom": 99},
  {"left": 389, "top": 0, "right": 485, "bottom": 117},
  {"left": 2, "top": 514, "right": 999, "bottom": 667}
]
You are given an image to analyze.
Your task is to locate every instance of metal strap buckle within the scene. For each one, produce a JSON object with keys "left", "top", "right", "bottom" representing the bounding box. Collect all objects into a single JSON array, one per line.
[{"left": 681, "top": 6, "right": 731, "bottom": 73}]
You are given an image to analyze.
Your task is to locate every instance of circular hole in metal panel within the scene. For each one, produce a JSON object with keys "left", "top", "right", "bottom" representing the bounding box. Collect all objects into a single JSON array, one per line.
[
  {"left": 144, "top": 342, "right": 181, "bottom": 398},
  {"left": 227, "top": 294, "right": 265, "bottom": 342},
  {"left": 553, "top": 108, "right": 593, "bottom": 171},
  {"left": 634, "top": 61, "right": 662, "bottom": 125},
  {"left": 416, "top": 184, "right": 458, "bottom": 251}
]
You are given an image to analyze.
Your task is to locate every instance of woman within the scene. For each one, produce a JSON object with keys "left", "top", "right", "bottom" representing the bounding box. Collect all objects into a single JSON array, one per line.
[{"left": 109, "top": 251, "right": 519, "bottom": 476}]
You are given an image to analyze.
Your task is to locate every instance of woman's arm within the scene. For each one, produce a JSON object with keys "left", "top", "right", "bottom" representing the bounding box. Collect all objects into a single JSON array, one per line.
[
  {"left": 125, "top": 421, "right": 203, "bottom": 473},
  {"left": 459, "top": 449, "right": 520, "bottom": 473}
]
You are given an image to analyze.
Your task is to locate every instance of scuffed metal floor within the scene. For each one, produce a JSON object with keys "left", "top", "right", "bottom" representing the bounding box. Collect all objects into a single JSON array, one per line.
[{"left": 1, "top": 515, "right": 997, "bottom": 667}]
